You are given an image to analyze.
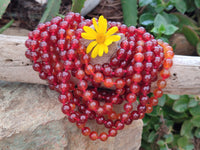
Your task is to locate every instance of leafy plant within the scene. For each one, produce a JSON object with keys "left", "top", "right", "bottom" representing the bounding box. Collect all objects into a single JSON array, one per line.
[
  {"left": 40, "top": 0, "right": 61, "bottom": 23},
  {"left": 121, "top": 0, "right": 138, "bottom": 26},
  {"left": 141, "top": 95, "right": 200, "bottom": 150}
]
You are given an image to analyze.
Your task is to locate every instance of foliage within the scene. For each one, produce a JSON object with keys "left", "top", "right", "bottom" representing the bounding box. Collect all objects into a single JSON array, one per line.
[
  {"left": 71, "top": 0, "right": 86, "bottom": 13},
  {"left": 0, "top": 0, "right": 10, "bottom": 19},
  {"left": 141, "top": 95, "right": 200, "bottom": 150},
  {"left": 121, "top": 0, "right": 138, "bottom": 26},
  {"left": 39, "top": 0, "right": 61, "bottom": 23},
  {"left": 139, "top": 0, "right": 200, "bottom": 55}
]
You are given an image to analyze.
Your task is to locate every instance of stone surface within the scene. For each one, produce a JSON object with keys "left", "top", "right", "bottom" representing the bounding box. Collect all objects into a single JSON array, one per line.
[
  {"left": 0, "top": 81, "right": 143, "bottom": 150},
  {"left": 170, "top": 33, "right": 196, "bottom": 56}
]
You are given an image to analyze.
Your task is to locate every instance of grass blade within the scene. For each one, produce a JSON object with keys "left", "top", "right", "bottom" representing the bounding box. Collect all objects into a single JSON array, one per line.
[
  {"left": 40, "top": 0, "right": 61, "bottom": 23},
  {"left": 121, "top": 0, "right": 138, "bottom": 26},
  {"left": 0, "top": 0, "right": 11, "bottom": 19},
  {"left": 0, "top": 19, "right": 14, "bottom": 34},
  {"left": 71, "top": 0, "right": 86, "bottom": 13}
]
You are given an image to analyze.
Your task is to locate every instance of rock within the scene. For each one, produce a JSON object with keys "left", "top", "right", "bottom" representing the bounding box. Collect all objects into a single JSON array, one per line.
[
  {"left": 0, "top": 81, "right": 143, "bottom": 150},
  {"left": 170, "top": 33, "right": 196, "bottom": 56}
]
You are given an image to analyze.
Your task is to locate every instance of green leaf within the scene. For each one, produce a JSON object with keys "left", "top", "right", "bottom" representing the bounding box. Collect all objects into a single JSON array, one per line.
[
  {"left": 139, "top": 13, "right": 154, "bottom": 26},
  {"left": 194, "top": 128, "right": 200, "bottom": 138},
  {"left": 184, "top": 145, "right": 195, "bottom": 150},
  {"left": 158, "top": 95, "right": 167, "bottom": 106},
  {"left": 71, "top": 0, "right": 86, "bottom": 13},
  {"left": 139, "top": 0, "right": 152, "bottom": 7},
  {"left": 160, "top": 12, "right": 179, "bottom": 25},
  {"left": 191, "top": 116, "right": 200, "bottom": 127},
  {"left": 0, "top": 19, "right": 14, "bottom": 34},
  {"left": 0, "top": 0, "right": 10, "bottom": 19},
  {"left": 188, "top": 98, "right": 198, "bottom": 108},
  {"left": 164, "top": 133, "right": 174, "bottom": 143},
  {"left": 159, "top": 24, "right": 166, "bottom": 34},
  {"left": 121, "top": 0, "right": 138, "bottom": 26},
  {"left": 164, "top": 24, "right": 179, "bottom": 35},
  {"left": 172, "top": 95, "right": 189, "bottom": 113},
  {"left": 195, "top": 0, "right": 200, "bottom": 8},
  {"left": 172, "top": 0, "right": 187, "bottom": 14},
  {"left": 197, "top": 42, "right": 200, "bottom": 56},
  {"left": 180, "top": 120, "right": 193, "bottom": 138},
  {"left": 167, "top": 94, "right": 180, "bottom": 100},
  {"left": 157, "top": 140, "right": 165, "bottom": 146},
  {"left": 154, "top": 14, "right": 167, "bottom": 28},
  {"left": 182, "top": 25, "right": 200, "bottom": 46},
  {"left": 177, "top": 136, "right": 189, "bottom": 148},
  {"left": 189, "top": 105, "right": 200, "bottom": 116},
  {"left": 39, "top": 0, "right": 61, "bottom": 23},
  {"left": 155, "top": 4, "right": 165, "bottom": 13},
  {"left": 147, "top": 131, "right": 158, "bottom": 143}
]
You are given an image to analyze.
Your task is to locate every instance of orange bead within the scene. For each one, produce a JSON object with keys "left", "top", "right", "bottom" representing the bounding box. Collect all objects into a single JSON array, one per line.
[
  {"left": 146, "top": 104, "right": 153, "bottom": 113},
  {"left": 96, "top": 106, "right": 104, "bottom": 116},
  {"left": 94, "top": 72, "right": 104, "bottom": 83},
  {"left": 132, "top": 73, "right": 142, "bottom": 82},
  {"left": 103, "top": 103, "right": 113, "bottom": 112},
  {"left": 109, "top": 128, "right": 117, "bottom": 137},
  {"left": 83, "top": 90, "right": 93, "bottom": 101},
  {"left": 89, "top": 131, "right": 98, "bottom": 140},
  {"left": 157, "top": 39, "right": 164, "bottom": 45},
  {"left": 164, "top": 50, "right": 174, "bottom": 59},
  {"left": 99, "top": 132, "right": 108, "bottom": 141},
  {"left": 115, "top": 79, "right": 125, "bottom": 89},
  {"left": 121, "top": 112, "right": 129, "bottom": 121},
  {"left": 157, "top": 79, "right": 167, "bottom": 89},
  {"left": 134, "top": 53, "right": 144, "bottom": 62},
  {"left": 108, "top": 111, "right": 117, "bottom": 120},
  {"left": 126, "top": 93, "right": 137, "bottom": 103},
  {"left": 104, "top": 78, "right": 114, "bottom": 88},
  {"left": 163, "top": 58, "right": 173, "bottom": 69},
  {"left": 149, "top": 97, "right": 158, "bottom": 106},
  {"left": 85, "top": 64, "right": 94, "bottom": 75},
  {"left": 160, "top": 69, "right": 170, "bottom": 79},
  {"left": 153, "top": 88, "right": 163, "bottom": 98},
  {"left": 139, "top": 112, "right": 145, "bottom": 119},
  {"left": 88, "top": 100, "right": 99, "bottom": 111},
  {"left": 82, "top": 127, "right": 91, "bottom": 136},
  {"left": 76, "top": 122, "right": 85, "bottom": 129},
  {"left": 164, "top": 45, "right": 173, "bottom": 52}
]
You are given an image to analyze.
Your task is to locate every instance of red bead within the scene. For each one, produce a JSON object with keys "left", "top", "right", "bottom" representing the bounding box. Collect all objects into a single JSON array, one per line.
[
  {"left": 126, "top": 93, "right": 137, "bottom": 103},
  {"left": 104, "top": 120, "right": 114, "bottom": 128},
  {"left": 104, "top": 78, "right": 114, "bottom": 88},
  {"left": 130, "top": 83, "right": 140, "bottom": 93},
  {"left": 115, "top": 120, "right": 124, "bottom": 130},
  {"left": 99, "top": 132, "right": 108, "bottom": 141},
  {"left": 89, "top": 131, "right": 98, "bottom": 141},
  {"left": 134, "top": 53, "right": 144, "bottom": 62},
  {"left": 88, "top": 100, "right": 99, "bottom": 111},
  {"left": 78, "top": 80, "right": 88, "bottom": 91},
  {"left": 109, "top": 128, "right": 117, "bottom": 137},
  {"left": 115, "top": 79, "right": 125, "bottom": 89},
  {"left": 94, "top": 72, "right": 104, "bottom": 83},
  {"left": 149, "top": 97, "right": 158, "bottom": 106},
  {"left": 82, "top": 127, "right": 91, "bottom": 136},
  {"left": 131, "top": 111, "right": 140, "bottom": 120},
  {"left": 153, "top": 88, "right": 163, "bottom": 98},
  {"left": 157, "top": 79, "right": 166, "bottom": 89},
  {"left": 124, "top": 103, "right": 133, "bottom": 112}
]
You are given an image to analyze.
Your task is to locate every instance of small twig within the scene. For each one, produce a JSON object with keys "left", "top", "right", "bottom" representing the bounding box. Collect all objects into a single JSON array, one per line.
[{"left": 0, "top": 19, "right": 14, "bottom": 33}]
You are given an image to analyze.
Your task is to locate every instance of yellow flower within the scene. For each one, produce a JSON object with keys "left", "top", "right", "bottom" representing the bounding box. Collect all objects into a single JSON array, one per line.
[{"left": 81, "top": 15, "right": 121, "bottom": 58}]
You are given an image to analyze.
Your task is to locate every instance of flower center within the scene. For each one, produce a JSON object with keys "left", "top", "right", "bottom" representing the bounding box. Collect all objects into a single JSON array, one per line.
[{"left": 96, "top": 33, "right": 106, "bottom": 44}]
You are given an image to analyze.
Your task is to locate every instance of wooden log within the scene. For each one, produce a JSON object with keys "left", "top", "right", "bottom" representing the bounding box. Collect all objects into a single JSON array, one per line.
[{"left": 0, "top": 34, "right": 200, "bottom": 95}]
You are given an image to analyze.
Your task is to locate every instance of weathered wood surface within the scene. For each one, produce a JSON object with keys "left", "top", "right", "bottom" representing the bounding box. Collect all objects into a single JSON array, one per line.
[
  {"left": 0, "top": 34, "right": 200, "bottom": 95},
  {"left": 0, "top": 81, "right": 143, "bottom": 150}
]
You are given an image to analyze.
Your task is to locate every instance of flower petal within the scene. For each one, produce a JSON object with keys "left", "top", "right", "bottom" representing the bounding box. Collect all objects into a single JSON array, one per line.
[
  {"left": 98, "top": 44, "right": 104, "bottom": 57},
  {"left": 103, "top": 44, "right": 108, "bottom": 54},
  {"left": 91, "top": 44, "right": 100, "bottom": 58},
  {"left": 92, "top": 18, "right": 99, "bottom": 32},
  {"left": 98, "top": 15, "right": 107, "bottom": 33},
  {"left": 105, "top": 35, "right": 121, "bottom": 46},
  {"left": 81, "top": 33, "right": 96, "bottom": 40},
  {"left": 83, "top": 26, "right": 97, "bottom": 35},
  {"left": 106, "top": 26, "right": 118, "bottom": 37},
  {"left": 86, "top": 41, "right": 97, "bottom": 53}
]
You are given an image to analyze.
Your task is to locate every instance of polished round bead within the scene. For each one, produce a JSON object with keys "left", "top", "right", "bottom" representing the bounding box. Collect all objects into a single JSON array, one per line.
[
  {"left": 109, "top": 128, "right": 117, "bottom": 137},
  {"left": 131, "top": 111, "right": 140, "bottom": 120},
  {"left": 157, "top": 79, "right": 166, "bottom": 89},
  {"left": 132, "top": 73, "right": 142, "bottom": 82},
  {"left": 104, "top": 120, "right": 114, "bottom": 128},
  {"left": 94, "top": 72, "right": 104, "bottom": 83},
  {"left": 82, "top": 127, "right": 91, "bottom": 136},
  {"left": 75, "top": 70, "right": 85, "bottom": 79},
  {"left": 115, "top": 120, "right": 124, "bottom": 130},
  {"left": 115, "top": 79, "right": 125, "bottom": 89},
  {"left": 99, "top": 132, "right": 108, "bottom": 141},
  {"left": 163, "top": 58, "right": 173, "bottom": 69},
  {"left": 124, "top": 103, "right": 133, "bottom": 112},
  {"left": 104, "top": 78, "right": 114, "bottom": 88},
  {"left": 160, "top": 69, "right": 170, "bottom": 79},
  {"left": 130, "top": 83, "right": 140, "bottom": 93},
  {"left": 85, "top": 64, "right": 94, "bottom": 75},
  {"left": 78, "top": 80, "right": 88, "bottom": 91},
  {"left": 103, "top": 103, "right": 113, "bottom": 112},
  {"left": 96, "top": 116, "right": 105, "bottom": 124},
  {"left": 88, "top": 100, "right": 99, "bottom": 111},
  {"left": 134, "top": 53, "right": 144, "bottom": 62},
  {"left": 126, "top": 93, "right": 137, "bottom": 103},
  {"left": 114, "top": 67, "right": 124, "bottom": 77},
  {"left": 153, "top": 88, "right": 163, "bottom": 98},
  {"left": 76, "top": 122, "right": 85, "bottom": 129},
  {"left": 83, "top": 90, "right": 93, "bottom": 101},
  {"left": 89, "top": 131, "right": 98, "bottom": 141},
  {"left": 146, "top": 104, "right": 153, "bottom": 113}
]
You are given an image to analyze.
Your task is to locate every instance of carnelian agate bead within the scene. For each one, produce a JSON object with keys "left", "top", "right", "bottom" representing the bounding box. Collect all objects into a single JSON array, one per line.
[
  {"left": 99, "top": 132, "right": 108, "bottom": 141},
  {"left": 157, "top": 79, "right": 167, "bottom": 89},
  {"left": 83, "top": 90, "right": 93, "bottom": 101},
  {"left": 88, "top": 100, "right": 99, "bottom": 111},
  {"left": 132, "top": 73, "right": 142, "bottom": 82},
  {"left": 149, "top": 97, "right": 158, "bottom": 106},
  {"left": 94, "top": 72, "right": 104, "bottom": 83},
  {"left": 163, "top": 58, "right": 173, "bottom": 69},
  {"left": 160, "top": 69, "right": 170, "bottom": 79},
  {"left": 76, "top": 122, "right": 85, "bottom": 129},
  {"left": 85, "top": 64, "right": 94, "bottom": 75},
  {"left": 109, "top": 128, "right": 117, "bottom": 137},
  {"left": 126, "top": 93, "right": 137, "bottom": 103},
  {"left": 82, "top": 127, "right": 91, "bottom": 136},
  {"left": 146, "top": 104, "right": 153, "bottom": 113},
  {"left": 104, "top": 78, "right": 114, "bottom": 88},
  {"left": 134, "top": 53, "right": 144, "bottom": 62},
  {"left": 89, "top": 131, "right": 98, "bottom": 140},
  {"left": 153, "top": 89, "right": 163, "bottom": 98},
  {"left": 115, "top": 79, "right": 125, "bottom": 89}
]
